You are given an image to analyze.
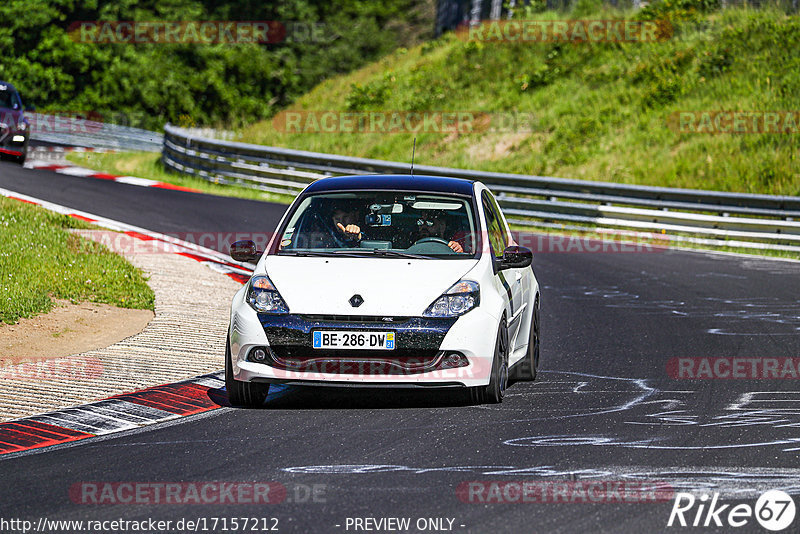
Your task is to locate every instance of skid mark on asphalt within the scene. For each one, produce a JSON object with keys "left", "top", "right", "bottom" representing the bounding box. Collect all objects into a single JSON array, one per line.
[
  {"left": 265, "top": 372, "right": 800, "bottom": 465},
  {"left": 496, "top": 372, "right": 800, "bottom": 454},
  {"left": 281, "top": 464, "right": 800, "bottom": 498},
  {"left": 548, "top": 283, "right": 800, "bottom": 335}
]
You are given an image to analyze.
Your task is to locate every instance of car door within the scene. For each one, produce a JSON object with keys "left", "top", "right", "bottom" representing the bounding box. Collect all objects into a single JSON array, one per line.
[{"left": 481, "top": 190, "right": 525, "bottom": 345}]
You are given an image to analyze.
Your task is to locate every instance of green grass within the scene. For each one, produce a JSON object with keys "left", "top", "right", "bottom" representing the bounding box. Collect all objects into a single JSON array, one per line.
[
  {"left": 0, "top": 196, "right": 155, "bottom": 324},
  {"left": 237, "top": 1, "right": 800, "bottom": 196},
  {"left": 66, "top": 151, "right": 296, "bottom": 204}
]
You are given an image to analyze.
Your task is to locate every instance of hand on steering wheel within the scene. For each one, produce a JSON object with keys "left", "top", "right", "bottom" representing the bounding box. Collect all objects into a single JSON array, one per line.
[{"left": 412, "top": 237, "right": 462, "bottom": 253}]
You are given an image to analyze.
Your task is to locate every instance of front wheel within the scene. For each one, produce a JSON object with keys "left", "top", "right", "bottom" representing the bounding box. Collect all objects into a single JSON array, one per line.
[
  {"left": 469, "top": 319, "right": 508, "bottom": 404},
  {"left": 225, "top": 337, "right": 270, "bottom": 407}
]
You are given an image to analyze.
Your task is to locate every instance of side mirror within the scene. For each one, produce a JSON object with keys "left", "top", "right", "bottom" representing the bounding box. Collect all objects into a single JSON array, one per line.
[
  {"left": 230, "top": 240, "right": 261, "bottom": 262},
  {"left": 500, "top": 245, "right": 532, "bottom": 269}
]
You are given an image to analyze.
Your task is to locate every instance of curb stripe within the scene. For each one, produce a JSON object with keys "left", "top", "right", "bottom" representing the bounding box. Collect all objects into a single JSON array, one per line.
[
  {"left": 226, "top": 272, "right": 251, "bottom": 284},
  {"left": 0, "top": 374, "right": 226, "bottom": 456},
  {"left": 0, "top": 421, "right": 93, "bottom": 454},
  {"left": 117, "top": 383, "right": 221, "bottom": 416},
  {"left": 25, "top": 160, "right": 201, "bottom": 193},
  {"left": 7, "top": 196, "right": 36, "bottom": 205}
]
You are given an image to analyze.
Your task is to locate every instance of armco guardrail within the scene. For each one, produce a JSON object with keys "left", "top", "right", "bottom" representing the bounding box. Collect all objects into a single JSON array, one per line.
[
  {"left": 30, "top": 113, "right": 163, "bottom": 152},
  {"left": 162, "top": 123, "right": 800, "bottom": 252}
]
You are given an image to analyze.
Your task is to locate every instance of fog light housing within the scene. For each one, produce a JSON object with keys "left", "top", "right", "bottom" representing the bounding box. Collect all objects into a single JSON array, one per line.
[
  {"left": 248, "top": 347, "right": 270, "bottom": 363},
  {"left": 439, "top": 352, "right": 469, "bottom": 369}
]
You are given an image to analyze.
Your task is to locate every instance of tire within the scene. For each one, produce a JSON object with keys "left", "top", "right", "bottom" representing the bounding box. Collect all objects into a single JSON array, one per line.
[
  {"left": 225, "top": 336, "right": 270, "bottom": 408},
  {"left": 469, "top": 319, "right": 509, "bottom": 404},
  {"left": 14, "top": 153, "right": 26, "bottom": 165},
  {"left": 517, "top": 297, "right": 540, "bottom": 381}
]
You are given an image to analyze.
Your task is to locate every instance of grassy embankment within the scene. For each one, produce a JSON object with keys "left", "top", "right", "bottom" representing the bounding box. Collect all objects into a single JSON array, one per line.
[
  {"left": 0, "top": 197, "right": 154, "bottom": 324},
  {"left": 237, "top": 1, "right": 800, "bottom": 195},
  {"left": 75, "top": 1, "right": 799, "bottom": 196}
]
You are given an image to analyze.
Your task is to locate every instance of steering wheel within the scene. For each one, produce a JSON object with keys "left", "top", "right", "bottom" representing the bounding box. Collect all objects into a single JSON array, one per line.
[{"left": 408, "top": 237, "right": 455, "bottom": 254}]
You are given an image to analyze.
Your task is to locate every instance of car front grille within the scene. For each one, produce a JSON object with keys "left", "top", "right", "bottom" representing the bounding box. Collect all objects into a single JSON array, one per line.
[
  {"left": 256, "top": 314, "right": 457, "bottom": 375},
  {"left": 302, "top": 315, "right": 411, "bottom": 324}
]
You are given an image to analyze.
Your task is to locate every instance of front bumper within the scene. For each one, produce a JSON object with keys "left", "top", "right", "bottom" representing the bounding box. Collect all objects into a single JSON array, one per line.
[
  {"left": 229, "top": 304, "right": 498, "bottom": 388},
  {"left": 0, "top": 125, "right": 27, "bottom": 157}
]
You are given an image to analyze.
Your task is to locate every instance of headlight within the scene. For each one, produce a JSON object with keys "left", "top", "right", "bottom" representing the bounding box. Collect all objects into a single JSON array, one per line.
[
  {"left": 423, "top": 280, "right": 480, "bottom": 317},
  {"left": 16, "top": 122, "right": 27, "bottom": 131},
  {"left": 247, "top": 275, "right": 288, "bottom": 314}
]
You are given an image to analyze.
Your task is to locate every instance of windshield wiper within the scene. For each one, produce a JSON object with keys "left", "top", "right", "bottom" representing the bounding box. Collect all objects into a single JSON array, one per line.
[
  {"left": 352, "top": 249, "right": 434, "bottom": 260},
  {"left": 278, "top": 250, "right": 362, "bottom": 258},
  {"left": 279, "top": 249, "right": 433, "bottom": 259}
]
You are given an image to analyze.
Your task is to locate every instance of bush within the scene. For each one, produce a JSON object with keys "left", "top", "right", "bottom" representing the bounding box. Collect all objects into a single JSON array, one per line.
[{"left": 0, "top": 0, "right": 432, "bottom": 130}]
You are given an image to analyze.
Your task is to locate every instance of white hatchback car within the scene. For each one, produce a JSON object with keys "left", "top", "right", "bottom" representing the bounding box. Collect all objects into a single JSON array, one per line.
[{"left": 226, "top": 175, "right": 540, "bottom": 405}]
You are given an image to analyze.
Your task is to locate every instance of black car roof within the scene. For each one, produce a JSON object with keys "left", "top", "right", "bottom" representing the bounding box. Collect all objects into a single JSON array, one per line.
[
  {"left": 304, "top": 174, "right": 475, "bottom": 196},
  {"left": 0, "top": 81, "right": 17, "bottom": 92}
]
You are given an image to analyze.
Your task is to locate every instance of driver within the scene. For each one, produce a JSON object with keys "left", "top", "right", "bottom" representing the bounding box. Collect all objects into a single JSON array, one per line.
[
  {"left": 416, "top": 210, "right": 464, "bottom": 253},
  {"left": 331, "top": 206, "right": 362, "bottom": 243}
]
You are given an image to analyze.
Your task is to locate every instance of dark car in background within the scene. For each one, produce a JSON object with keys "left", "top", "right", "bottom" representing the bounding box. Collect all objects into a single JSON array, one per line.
[{"left": 0, "top": 81, "right": 31, "bottom": 165}]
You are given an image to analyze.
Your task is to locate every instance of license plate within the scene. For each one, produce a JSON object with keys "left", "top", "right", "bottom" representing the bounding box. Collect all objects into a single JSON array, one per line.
[{"left": 312, "top": 331, "right": 395, "bottom": 350}]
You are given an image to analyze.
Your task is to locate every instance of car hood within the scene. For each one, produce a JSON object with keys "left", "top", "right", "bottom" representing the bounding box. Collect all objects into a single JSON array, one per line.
[{"left": 262, "top": 256, "right": 479, "bottom": 316}]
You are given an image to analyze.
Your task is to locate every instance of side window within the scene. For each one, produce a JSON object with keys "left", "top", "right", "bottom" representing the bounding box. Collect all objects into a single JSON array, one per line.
[
  {"left": 12, "top": 91, "right": 21, "bottom": 110},
  {"left": 481, "top": 191, "right": 507, "bottom": 258}
]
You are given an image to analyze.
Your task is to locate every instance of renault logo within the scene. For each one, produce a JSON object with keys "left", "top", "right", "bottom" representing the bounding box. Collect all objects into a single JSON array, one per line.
[{"left": 349, "top": 294, "right": 364, "bottom": 308}]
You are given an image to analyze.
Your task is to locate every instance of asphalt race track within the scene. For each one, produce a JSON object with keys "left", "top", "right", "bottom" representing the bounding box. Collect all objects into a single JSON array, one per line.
[{"left": 1, "top": 160, "right": 800, "bottom": 533}]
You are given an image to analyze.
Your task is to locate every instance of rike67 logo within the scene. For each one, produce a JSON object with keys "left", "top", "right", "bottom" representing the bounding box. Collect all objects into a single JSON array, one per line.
[{"left": 667, "top": 490, "right": 796, "bottom": 531}]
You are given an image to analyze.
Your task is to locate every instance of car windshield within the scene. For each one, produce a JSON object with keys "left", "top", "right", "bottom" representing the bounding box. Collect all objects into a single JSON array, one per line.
[
  {"left": 277, "top": 191, "right": 478, "bottom": 258},
  {"left": 0, "top": 88, "right": 17, "bottom": 109}
]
